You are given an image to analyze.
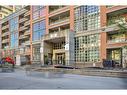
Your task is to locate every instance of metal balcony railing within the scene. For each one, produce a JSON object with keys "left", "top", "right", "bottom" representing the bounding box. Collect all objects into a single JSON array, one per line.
[
  {"left": 24, "top": 20, "right": 30, "bottom": 26},
  {"left": 2, "top": 25, "right": 9, "bottom": 30},
  {"left": 49, "top": 6, "right": 66, "bottom": 13},
  {"left": 19, "top": 26, "right": 29, "bottom": 31},
  {"left": 19, "top": 18, "right": 28, "bottom": 23},
  {"left": 105, "top": 22, "right": 127, "bottom": 32},
  {"left": 43, "top": 29, "right": 69, "bottom": 40},
  {"left": 2, "top": 39, "right": 9, "bottom": 43},
  {"left": 49, "top": 6, "right": 69, "bottom": 17},
  {"left": 24, "top": 30, "right": 30, "bottom": 35},
  {"left": 107, "top": 38, "right": 127, "bottom": 44},
  {"left": 24, "top": 41, "right": 30, "bottom": 45},
  {"left": 24, "top": 11, "right": 30, "bottom": 17},
  {"left": 2, "top": 32, "right": 9, "bottom": 37},
  {"left": 49, "top": 17, "right": 69, "bottom": 26},
  {"left": 19, "top": 35, "right": 29, "bottom": 39}
]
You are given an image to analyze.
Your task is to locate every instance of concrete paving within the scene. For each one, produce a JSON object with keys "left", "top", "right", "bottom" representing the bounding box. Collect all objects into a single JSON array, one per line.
[{"left": 0, "top": 68, "right": 127, "bottom": 89}]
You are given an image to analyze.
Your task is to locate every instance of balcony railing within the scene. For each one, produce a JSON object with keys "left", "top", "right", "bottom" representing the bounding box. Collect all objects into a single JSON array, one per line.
[
  {"left": 2, "top": 39, "right": 9, "bottom": 43},
  {"left": 24, "top": 41, "right": 30, "bottom": 45},
  {"left": 24, "top": 30, "right": 30, "bottom": 35},
  {"left": 19, "top": 35, "right": 29, "bottom": 39},
  {"left": 24, "top": 11, "right": 30, "bottom": 17},
  {"left": 2, "top": 25, "right": 9, "bottom": 30},
  {"left": 107, "top": 38, "right": 127, "bottom": 44},
  {"left": 43, "top": 29, "right": 69, "bottom": 40},
  {"left": 49, "top": 17, "right": 69, "bottom": 25},
  {"left": 24, "top": 20, "right": 30, "bottom": 26},
  {"left": 105, "top": 23, "right": 127, "bottom": 32},
  {"left": 19, "top": 18, "right": 28, "bottom": 23},
  {"left": 19, "top": 26, "right": 29, "bottom": 31},
  {"left": 49, "top": 6, "right": 70, "bottom": 17},
  {"left": 49, "top": 6, "right": 65, "bottom": 13},
  {"left": 2, "top": 32, "right": 9, "bottom": 37}
]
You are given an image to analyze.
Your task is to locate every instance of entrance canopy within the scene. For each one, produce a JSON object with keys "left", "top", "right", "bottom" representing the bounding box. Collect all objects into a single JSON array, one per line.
[{"left": 44, "top": 37, "right": 65, "bottom": 44}]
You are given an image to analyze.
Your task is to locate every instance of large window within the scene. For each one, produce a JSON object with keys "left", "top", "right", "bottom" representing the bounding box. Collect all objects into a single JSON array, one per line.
[
  {"left": 10, "top": 32, "right": 18, "bottom": 48},
  {"left": 32, "top": 6, "right": 46, "bottom": 20},
  {"left": 10, "top": 17, "right": 18, "bottom": 32},
  {"left": 10, "top": 17, "right": 18, "bottom": 48},
  {"left": 107, "top": 15, "right": 126, "bottom": 26},
  {"left": 53, "top": 41, "right": 65, "bottom": 49},
  {"left": 32, "top": 45, "right": 41, "bottom": 60},
  {"left": 108, "top": 33, "right": 126, "bottom": 43},
  {"left": 74, "top": 5, "right": 100, "bottom": 32},
  {"left": 75, "top": 34, "right": 100, "bottom": 62},
  {"left": 32, "top": 20, "right": 46, "bottom": 41}
]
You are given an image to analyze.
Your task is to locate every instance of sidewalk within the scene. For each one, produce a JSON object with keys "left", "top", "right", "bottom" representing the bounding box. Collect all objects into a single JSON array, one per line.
[{"left": 14, "top": 65, "right": 127, "bottom": 78}]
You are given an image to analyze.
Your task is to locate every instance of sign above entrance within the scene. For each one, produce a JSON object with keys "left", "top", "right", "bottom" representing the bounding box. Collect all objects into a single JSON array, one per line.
[
  {"left": 50, "top": 33, "right": 57, "bottom": 38},
  {"left": 40, "top": 47, "right": 43, "bottom": 53},
  {"left": 65, "top": 43, "right": 69, "bottom": 51}
]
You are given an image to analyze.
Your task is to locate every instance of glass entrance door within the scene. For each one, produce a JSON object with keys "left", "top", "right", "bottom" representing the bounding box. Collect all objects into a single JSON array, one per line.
[
  {"left": 107, "top": 48, "right": 122, "bottom": 66},
  {"left": 56, "top": 53, "right": 65, "bottom": 65}
]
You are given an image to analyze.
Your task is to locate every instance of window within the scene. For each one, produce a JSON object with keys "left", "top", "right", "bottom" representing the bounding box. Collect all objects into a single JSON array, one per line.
[
  {"left": 10, "top": 17, "right": 18, "bottom": 32},
  {"left": 10, "top": 32, "right": 18, "bottom": 48},
  {"left": 33, "top": 11, "right": 39, "bottom": 20},
  {"left": 10, "top": 17, "right": 18, "bottom": 48},
  {"left": 32, "top": 6, "right": 46, "bottom": 20},
  {"left": 74, "top": 5, "right": 100, "bottom": 32},
  {"left": 53, "top": 42, "right": 65, "bottom": 49},
  {"left": 32, "top": 45, "right": 41, "bottom": 60},
  {"left": 32, "top": 6, "right": 45, "bottom": 12},
  {"left": 40, "top": 8, "right": 46, "bottom": 17},
  {"left": 75, "top": 34, "right": 100, "bottom": 62},
  {"left": 32, "top": 20, "right": 46, "bottom": 41}
]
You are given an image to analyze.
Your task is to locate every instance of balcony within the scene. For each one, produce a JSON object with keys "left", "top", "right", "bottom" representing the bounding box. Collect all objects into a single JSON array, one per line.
[
  {"left": 2, "top": 39, "right": 9, "bottom": 43},
  {"left": 19, "top": 35, "right": 29, "bottom": 39},
  {"left": 106, "top": 6, "right": 127, "bottom": 15},
  {"left": 2, "top": 32, "right": 9, "bottom": 37},
  {"left": 24, "top": 30, "right": 30, "bottom": 35},
  {"left": 24, "top": 41, "right": 30, "bottom": 46},
  {"left": 49, "top": 17, "right": 70, "bottom": 29},
  {"left": 24, "top": 6, "right": 30, "bottom": 10},
  {"left": 105, "top": 23, "right": 127, "bottom": 32},
  {"left": 2, "top": 25, "right": 9, "bottom": 30},
  {"left": 19, "top": 26, "right": 26, "bottom": 32},
  {"left": 43, "top": 29, "right": 69, "bottom": 41},
  {"left": 24, "top": 20, "right": 30, "bottom": 26},
  {"left": 24, "top": 11, "right": 30, "bottom": 17},
  {"left": 107, "top": 38, "right": 127, "bottom": 44},
  {"left": 3, "top": 6, "right": 13, "bottom": 10},
  {"left": 19, "top": 26, "right": 29, "bottom": 31},
  {"left": 19, "top": 18, "right": 28, "bottom": 23},
  {"left": 49, "top": 6, "right": 70, "bottom": 17},
  {"left": 49, "top": 6, "right": 65, "bottom": 13}
]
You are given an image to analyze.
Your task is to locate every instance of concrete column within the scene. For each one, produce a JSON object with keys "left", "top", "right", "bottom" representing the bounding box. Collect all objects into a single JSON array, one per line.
[
  {"left": 65, "top": 31, "right": 75, "bottom": 65},
  {"left": 40, "top": 39, "right": 45, "bottom": 66},
  {"left": 122, "top": 48, "right": 127, "bottom": 68},
  {"left": 16, "top": 55, "right": 21, "bottom": 66},
  {"left": 45, "top": 6, "right": 49, "bottom": 34},
  {"left": 100, "top": 6, "right": 107, "bottom": 27},
  {"left": 100, "top": 32, "right": 107, "bottom": 61}
]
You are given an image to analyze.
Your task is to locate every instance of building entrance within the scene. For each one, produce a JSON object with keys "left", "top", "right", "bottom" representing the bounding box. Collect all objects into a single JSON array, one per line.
[
  {"left": 56, "top": 53, "right": 65, "bottom": 65},
  {"left": 107, "top": 48, "right": 122, "bottom": 67}
]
